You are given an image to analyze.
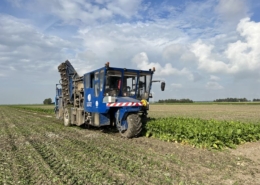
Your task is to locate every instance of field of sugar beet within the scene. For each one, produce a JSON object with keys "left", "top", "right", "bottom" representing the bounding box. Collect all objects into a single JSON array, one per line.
[{"left": 1, "top": 104, "right": 260, "bottom": 184}]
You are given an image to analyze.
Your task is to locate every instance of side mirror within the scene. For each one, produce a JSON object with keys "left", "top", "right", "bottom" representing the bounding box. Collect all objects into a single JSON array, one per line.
[
  {"left": 149, "top": 93, "right": 153, "bottom": 98},
  {"left": 161, "top": 82, "right": 165, "bottom": 91}
]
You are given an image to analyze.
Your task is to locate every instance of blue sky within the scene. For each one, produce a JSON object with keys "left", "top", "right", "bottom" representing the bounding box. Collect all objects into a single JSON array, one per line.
[{"left": 0, "top": 0, "right": 260, "bottom": 104}]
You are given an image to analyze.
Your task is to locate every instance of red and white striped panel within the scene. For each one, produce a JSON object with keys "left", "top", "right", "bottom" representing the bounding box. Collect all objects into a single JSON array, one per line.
[{"left": 107, "top": 102, "right": 143, "bottom": 107}]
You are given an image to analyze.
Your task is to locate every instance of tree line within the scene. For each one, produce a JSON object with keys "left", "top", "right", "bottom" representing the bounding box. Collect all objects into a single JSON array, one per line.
[
  {"left": 213, "top": 98, "right": 249, "bottom": 102},
  {"left": 214, "top": 98, "right": 260, "bottom": 102},
  {"left": 158, "top": 99, "right": 193, "bottom": 103},
  {"left": 157, "top": 98, "right": 260, "bottom": 103}
]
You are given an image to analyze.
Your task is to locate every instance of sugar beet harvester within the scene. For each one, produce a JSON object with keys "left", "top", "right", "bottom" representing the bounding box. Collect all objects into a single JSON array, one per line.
[{"left": 55, "top": 60, "right": 165, "bottom": 138}]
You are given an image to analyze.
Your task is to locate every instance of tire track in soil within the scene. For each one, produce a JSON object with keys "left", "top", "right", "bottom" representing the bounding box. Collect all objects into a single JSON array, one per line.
[
  {"left": 0, "top": 109, "right": 15, "bottom": 185},
  {"left": 48, "top": 114, "right": 197, "bottom": 183},
  {"left": 4, "top": 108, "right": 127, "bottom": 184},
  {"left": 44, "top": 137, "right": 150, "bottom": 184},
  {"left": 10, "top": 108, "right": 167, "bottom": 184},
  {"left": 0, "top": 108, "right": 61, "bottom": 185},
  {"left": 0, "top": 109, "right": 23, "bottom": 185},
  {"left": 2, "top": 106, "right": 256, "bottom": 185},
  {"left": 5, "top": 107, "right": 234, "bottom": 184},
  {"left": 10, "top": 108, "right": 179, "bottom": 184}
]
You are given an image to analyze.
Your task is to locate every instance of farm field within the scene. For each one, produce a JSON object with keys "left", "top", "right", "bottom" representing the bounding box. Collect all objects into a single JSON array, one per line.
[
  {"left": 0, "top": 104, "right": 260, "bottom": 184},
  {"left": 149, "top": 103, "right": 260, "bottom": 123},
  {"left": 10, "top": 104, "right": 55, "bottom": 109}
]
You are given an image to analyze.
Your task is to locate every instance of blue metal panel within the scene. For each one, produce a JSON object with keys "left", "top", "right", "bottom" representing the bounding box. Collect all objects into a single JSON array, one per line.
[
  {"left": 55, "top": 86, "right": 62, "bottom": 111},
  {"left": 99, "top": 113, "right": 110, "bottom": 125},
  {"left": 83, "top": 69, "right": 108, "bottom": 114},
  {"left": 84, "top": 88, "right": 108, "bottom": 113}
]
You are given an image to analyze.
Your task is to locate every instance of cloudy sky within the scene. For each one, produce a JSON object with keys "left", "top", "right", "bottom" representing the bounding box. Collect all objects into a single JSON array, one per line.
[{"left": 1, "top": 0, "right": 260, "bottom": 104}]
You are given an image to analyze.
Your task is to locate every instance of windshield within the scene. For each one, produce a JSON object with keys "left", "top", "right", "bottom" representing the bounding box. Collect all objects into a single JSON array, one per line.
[
  {"left": 104, "top": 70, "right": 151, "bottom": 99},
  {"left": 122, "top": 72, "right": 138, "bottom": 97},
  {"left": 105, "top": 70, "right": 122, "bottom": 96},
  {"left": 137, "top": 73, "right": 151, "bottom": 100}
]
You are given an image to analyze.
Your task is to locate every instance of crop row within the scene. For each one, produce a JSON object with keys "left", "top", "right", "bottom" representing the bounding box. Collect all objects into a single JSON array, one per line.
[
  {"left": 0, "top": 110, "right": 58, "bottom": 185},
  {"left": 1, "top": 107, "right": 186, "bottom": 184},
  {"left": 22, "top": 116, "right": 180, "bottom": 184},
  {"left": 2, "top": 106, "right": 255, "bottom": 184},
  {"left": 10, "top": 105, "right": 260, "bottom": 150},
  {"left": 145, "top": 117, "right": 260, "bottom": 149},
  {"left": 9, "top": 106, "right": 54, "bottom": 114}
]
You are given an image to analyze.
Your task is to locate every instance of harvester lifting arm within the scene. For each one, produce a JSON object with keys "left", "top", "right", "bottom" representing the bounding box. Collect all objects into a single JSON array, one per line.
[{"left": 58, "top": 60, "right": 80, "bottom": 106}]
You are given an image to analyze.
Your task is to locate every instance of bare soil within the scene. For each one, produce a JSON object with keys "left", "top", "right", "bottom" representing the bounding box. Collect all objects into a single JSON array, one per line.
[
  {"left": 1, "top": 105, "right": 260, "bottom": 184},
  {"left": 149, "top": 104, "right": 260, "bottom": 123}
]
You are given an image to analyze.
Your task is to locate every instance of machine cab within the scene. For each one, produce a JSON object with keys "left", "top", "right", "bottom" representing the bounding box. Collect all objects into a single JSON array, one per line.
[
  {"left": 83, "top": 64, "right": 154, "bottom": 113},
  {"left": 105, "top": 69, "right": 152, "bottom": 100}
]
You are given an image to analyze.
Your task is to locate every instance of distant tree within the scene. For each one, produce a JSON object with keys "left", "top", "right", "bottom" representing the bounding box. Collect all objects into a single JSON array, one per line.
[
  {"left": 213, "top": 98, "right": 249, "bottom": 102},
  {"left": 253, "top": 99, "right": 260, "bottom": 102},
  {"left": 158, "top": 98, "right": 193, "bottom": 103},
  {"left": 43, "top": 98, "right": 52, "bottom": 105}
]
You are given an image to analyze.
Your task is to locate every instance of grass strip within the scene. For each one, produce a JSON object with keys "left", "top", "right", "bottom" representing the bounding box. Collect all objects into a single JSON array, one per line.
[{"left": 8, "top": 106, "right": 54, "bottom": 114}]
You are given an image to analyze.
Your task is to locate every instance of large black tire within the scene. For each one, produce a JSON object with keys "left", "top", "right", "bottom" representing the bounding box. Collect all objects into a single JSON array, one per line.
[
  {"left": 63, "top": 107, "right": 71, "bottom": 127},
  {"left": 120, "top": 114, "right": 142, "bottom": 138}
]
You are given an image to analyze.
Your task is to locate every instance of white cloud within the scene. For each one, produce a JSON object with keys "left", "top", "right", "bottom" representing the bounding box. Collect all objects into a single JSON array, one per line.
[
  {"left": 190, "top": 17, "right": 260, "bottom": 76},
  {"left": 171, "top": 83, "right": 182, "bottom": 88},
  {"left": 51, "top": 0, "right": 113, "bottom": 24},
  {"left": 225, "top": 18, "right": 260, "bottom": 72},
  {"left": 210, "top": 75, "right": 220, "bottom": 81},
  {"left": 1, "top": 0, "right": 260, "bottom": 103},
  {"left": 190, "top": 40, "right": 229, "bottom": 73},
  {"left": 0, "top": 14, "right": 75, "bottom": 74},
  {"left": 76, "top": 20, "right": 187, "bottom": 70},
  {"left": 162, "top": 44, "right": 195, "bottom": 63},
  {"left": 131, "top": 52, "right": 193, "bottom": 80},
  {"left": 11, "top": 0, "right": 143, "bottom": 25},
  {"left": 205, "top": 82, "right": 223, "bottom": 90},
  {"left": 106, "top": 0, "right": 143, "bottom": 19},
  {"left": 70, "top": 51, "right": 96, "bottom": 76},
  {"left": 215, "top": 0, "right": 248, "bottom": 24}
]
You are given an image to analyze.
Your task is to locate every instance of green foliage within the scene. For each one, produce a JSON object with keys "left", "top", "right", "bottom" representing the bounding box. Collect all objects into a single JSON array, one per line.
[
  {"left": 214, "top": 98, "right": 249, "bottom": 102},
  {"left": 145, "top": 117, "right": 260, "bottom": 150},
  {"left": 43, "top": 98, "right": 52, "bottom": 105}
]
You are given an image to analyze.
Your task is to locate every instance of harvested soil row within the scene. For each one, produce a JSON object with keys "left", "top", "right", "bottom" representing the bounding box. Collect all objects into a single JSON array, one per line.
[{"left": 1, "top": 107, "right": 260, "bottom": 184}]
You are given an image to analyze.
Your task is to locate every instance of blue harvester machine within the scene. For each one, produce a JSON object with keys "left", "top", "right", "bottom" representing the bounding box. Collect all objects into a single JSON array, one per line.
[{"left": 55, "top": 60, "right": 165, "bottom": 138}]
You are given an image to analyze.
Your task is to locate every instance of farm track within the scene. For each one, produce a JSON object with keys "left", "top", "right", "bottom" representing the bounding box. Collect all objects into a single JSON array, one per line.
[{"left": 0, "top": 107, "right": 260, "bottom": 184}]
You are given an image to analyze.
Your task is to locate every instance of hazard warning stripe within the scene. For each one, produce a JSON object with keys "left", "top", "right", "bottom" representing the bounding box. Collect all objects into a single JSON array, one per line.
[{"left": 106, "top": 102, "right": 143, "bottom": 107}]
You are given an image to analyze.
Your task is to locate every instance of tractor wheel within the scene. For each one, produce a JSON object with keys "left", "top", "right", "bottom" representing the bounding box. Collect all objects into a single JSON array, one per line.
[
  {"left": 120, "top": 113, "right": 142, "bottom": 138},
  {"left": 63, "top": 107, "right": 71, "bottom": 126}
]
